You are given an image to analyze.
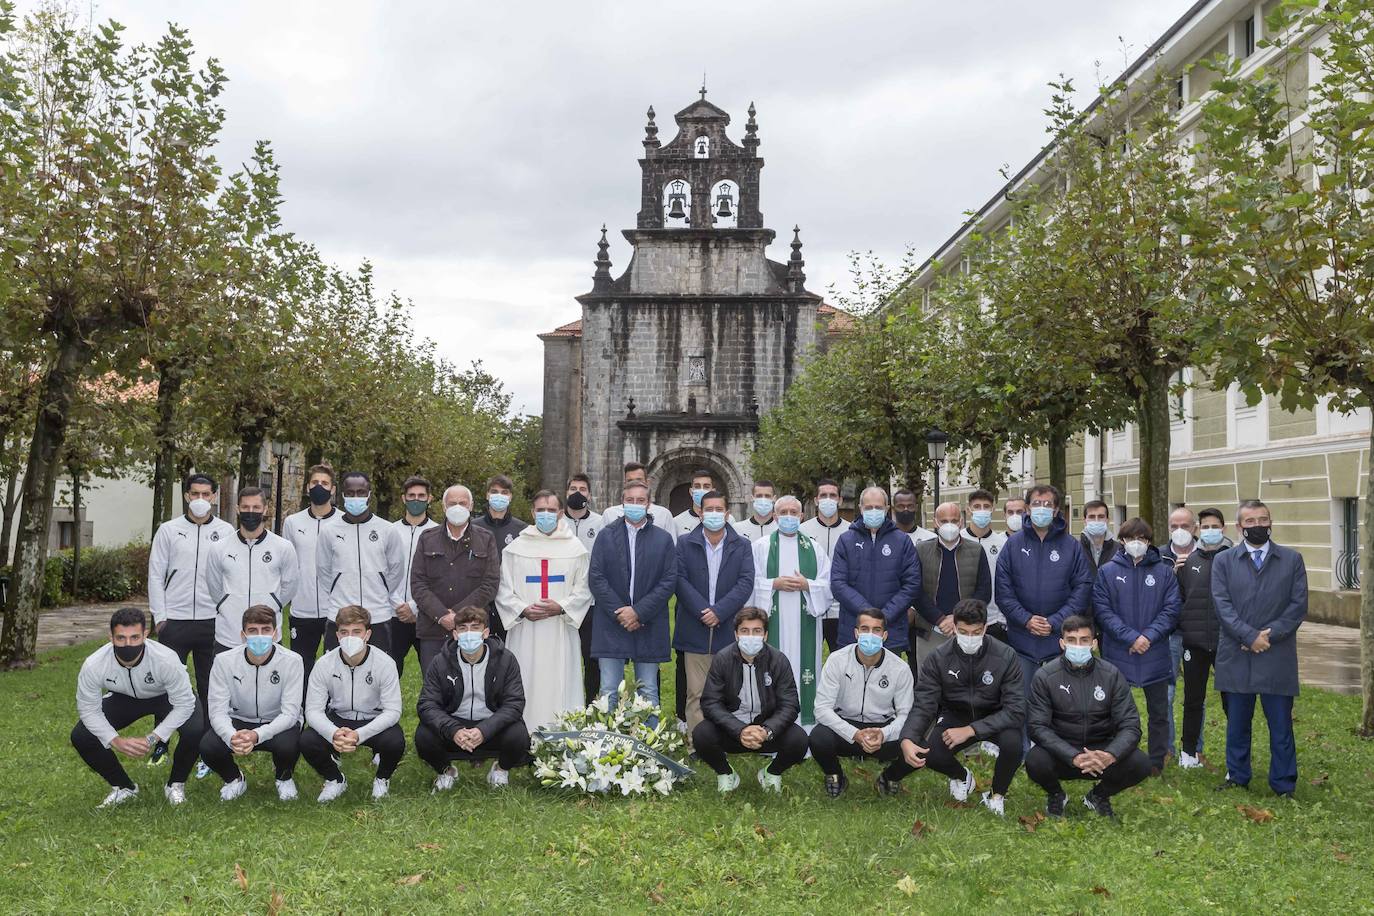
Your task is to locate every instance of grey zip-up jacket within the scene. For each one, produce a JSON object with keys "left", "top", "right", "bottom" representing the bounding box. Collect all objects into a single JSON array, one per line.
[
  {"left": 205, "top": 530, "right": 300, "bottom": 647},
  {"left": 813, "top": 644, "right": 914, "bottom": 743},
  {"left": 76, "top": 640, "right": 195, "bottom": 747},
  {"left": 147, "top": 513, "right": 236, "bottom": 624},
  {"left": 315, "top": 511, "right": 406, "bottom": 623},
  {"left": 305, "top": 646, "right": 401, "bottom": 741},
  {"left": 207, "top": 643, "right": 304, "bottom": 744}
]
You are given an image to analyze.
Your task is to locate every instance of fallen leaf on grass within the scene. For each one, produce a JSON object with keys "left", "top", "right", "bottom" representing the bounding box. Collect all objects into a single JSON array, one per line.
[
  {"left": 233, "top": 863, "right": 248, "bottom": 893},
  {"left": 803, "top": 875, "right": 817, "bottom": 886},
  {"left": 1309, "top": 773, "right": 1329, "bottom": 786},
  {"left": 416, "top": 842, "right": 443, "bottom": 852},
  {"left": 1018, "top": 812, "right": 1046, "bottom": 833},
  {"left": 944, "top": 800, "right": 972, "bottom": 810},
  {"left": 753, "top": 823, "right": 774, "bottom": 839},
  {"left": 1153, "top": 796, "right": 1175, "bottom": 805},
  {"left": 1091, "top": 885, "right": 1112, "bottom": 899},
  {"left": 910, "top": 819, "right": 932, "bottom": 838},
  {"left": 268, "top": 888, "right": 285, "bottom": 915},
  {"left": 895, "top": 875, "right": 919, "bottom": 897},
  {"left": 648, "top": 881, "right": 666, "bottom": 905},
  {"left": 1333, "top": 845, "right": 1352, "bottom": 863},
  {"left": 1237, "top": 804, "right": 1274, "bottom": 824},
  {"left": 397, "top": 873, "right": 425, "bottom": 886}
]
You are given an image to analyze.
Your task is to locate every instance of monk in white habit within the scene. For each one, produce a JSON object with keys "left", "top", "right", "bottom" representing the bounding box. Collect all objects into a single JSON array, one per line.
[
  {"left": 751, "top": 495, "right": 831, "bottom": 729},
  {"left": 496, "top": 490, "right": 593, "bottom": 731}
]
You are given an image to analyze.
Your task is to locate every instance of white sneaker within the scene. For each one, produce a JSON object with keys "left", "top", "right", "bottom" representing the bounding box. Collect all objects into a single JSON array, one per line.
[
  {"left": 949, "top": 768, "right": 975, "bottom": 803},
  {"left": 487, "top": 765, "right": 509, "bottom": 789},
  {"left": 317, "top": 777, "right": 347, "bottom": 803},
  {"left": 757, "top": 769, "right": 782, "bottom": 794},
  {"left": 275, "top": 778, "right": 298, "bottom": 801},
  {"left": 371, "top": 777, "right": 390, "bottom": 799},
  {"left": 219, "top": 777, "right": 247, "bottom": 802},
  {"left": 433, "top": 766, "right": 458, "bottom": 793},
  {"left": 97, "top": 786, "right": 138, "bottom": 809},
  {"left": 163, "top": 782, "right": 186, "bottom": 806},
  {"left": 371, "top": 753, "right": 380, "bottom": 768},
  {"left": 980, "top": 741, "right": 1001, "bottom": 758},
  {"left": 195, "top": 761, "right": 210, "bottom": 780},
  {"left": 1179, "top": 752, "right": 1202, "bottom": 769},
  {"left": 981, "top": 791, "right": 1005, "bottom": 816},
  {"left": 717, "top": 771, "right": 740, "bottom": 793}
]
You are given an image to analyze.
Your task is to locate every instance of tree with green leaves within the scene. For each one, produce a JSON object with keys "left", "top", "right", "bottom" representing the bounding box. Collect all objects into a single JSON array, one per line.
[{"left": 1195, "top": 0, "right": 1374, "bottom": 734}]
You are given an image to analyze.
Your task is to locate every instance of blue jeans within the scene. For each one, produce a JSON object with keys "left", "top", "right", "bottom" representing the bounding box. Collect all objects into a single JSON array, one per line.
[
  {"left": 597, "top": 659, "right": 662, "bottom": 727},
  {"left": 1017, "top": 652, "right": 1048, "bottom": 752},
  {"left": 1168, "top": 633, "right": 1205, "bottom": 756},
  {"left": 1224, "top": 693, "right": 1296, "bottom": 794}
]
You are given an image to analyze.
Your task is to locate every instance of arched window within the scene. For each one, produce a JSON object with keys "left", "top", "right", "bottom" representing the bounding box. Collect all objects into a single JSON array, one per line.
[
  {"left": 663, "top": 178, "right": 692, "bottom": 227},
  {"left": 694, "top": 136, "right": 710, "bottom": 158},
  {"left": 710, "top": 179, "right": 737, "bottom": 228}
]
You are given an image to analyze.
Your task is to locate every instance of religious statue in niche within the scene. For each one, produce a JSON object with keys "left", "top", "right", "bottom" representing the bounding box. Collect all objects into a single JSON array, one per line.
[{"left": 687, "top": 356, "right": 707, "bottom": 384}]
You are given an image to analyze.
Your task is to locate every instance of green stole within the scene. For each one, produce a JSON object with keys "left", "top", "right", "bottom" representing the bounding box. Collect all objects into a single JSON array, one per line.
[{"left": 765, "top": 531, "right": 818, "bottom": 725}]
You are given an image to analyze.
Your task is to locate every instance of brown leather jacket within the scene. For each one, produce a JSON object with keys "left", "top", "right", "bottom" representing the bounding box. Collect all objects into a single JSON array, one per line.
[{"left": 410, "top": 523, "right": 500, "bottom": 640}]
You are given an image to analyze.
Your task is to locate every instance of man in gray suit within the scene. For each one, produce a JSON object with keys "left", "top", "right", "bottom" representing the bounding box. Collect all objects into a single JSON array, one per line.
[{"left": 1211, "top": 499, "right": 1307, "bottom": 797}]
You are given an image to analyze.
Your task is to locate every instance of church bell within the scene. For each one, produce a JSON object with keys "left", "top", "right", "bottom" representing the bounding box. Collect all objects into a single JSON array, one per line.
[
  {"left": 667, "top": 180, "right": 688, "bottom": 221},
  {"left": 715, "top": 183, "right": 734, "bottom": 219}
]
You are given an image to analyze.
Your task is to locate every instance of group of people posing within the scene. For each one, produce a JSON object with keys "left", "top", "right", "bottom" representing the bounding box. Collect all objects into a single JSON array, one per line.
[{"left": 71, "top": 461, "right": 1308, "bottom": 820}]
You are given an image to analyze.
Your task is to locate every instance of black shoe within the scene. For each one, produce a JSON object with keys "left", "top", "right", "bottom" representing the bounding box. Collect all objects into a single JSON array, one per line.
[
  {"left": 1275, "top": 790, "right": 1296, "bottom": 800},
  {"left": 875, "top": 773, "right": 901, "bottom": 797},
  {"left": 1082, "top": 791, "right": 1115, "bottom": 818},
  {"left": 1045, "top": 791, "right": 1067, "bottom": 818},
  {"left": 1215, "top": 778, "right": 1248, "bottom": 792},
  {"left": 824, "top": 773, "right": 848, "bottom": 799}
]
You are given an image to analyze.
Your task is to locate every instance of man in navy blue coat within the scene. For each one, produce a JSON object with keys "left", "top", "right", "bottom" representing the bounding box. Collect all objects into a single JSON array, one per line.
[
  {"left": 675, "top": 490, "right": 755, "bottom": 735},
  {"left": 830, "top": 486, "right": 921, "bottom": 654},
  {"left": 589, "top": 479, "right": 678, "bottom": 723},
  {"left": 995, "top": 485, "right": 1093, "bottom": 720},
  {"left": 1212, "top": 499, "right": 1307, "bottom": 797}
]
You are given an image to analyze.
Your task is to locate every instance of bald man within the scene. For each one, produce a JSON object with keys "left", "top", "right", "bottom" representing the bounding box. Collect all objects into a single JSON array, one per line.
[
  {"left": 913, "top": 502, "right": 991, "bottom": 671},
  {"left": 410, "top": 485, "right": 502, "bottom": 672}
]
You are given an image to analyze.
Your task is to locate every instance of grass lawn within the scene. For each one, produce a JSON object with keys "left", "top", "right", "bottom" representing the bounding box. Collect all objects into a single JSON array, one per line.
[{"left": 2, "top": 640, "right": 1372, "bottom": 914}]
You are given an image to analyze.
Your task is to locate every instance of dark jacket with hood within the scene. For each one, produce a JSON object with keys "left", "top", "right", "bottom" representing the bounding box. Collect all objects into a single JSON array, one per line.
[{"left": 416, "top": 635, "right": 525, "bottom": 741}]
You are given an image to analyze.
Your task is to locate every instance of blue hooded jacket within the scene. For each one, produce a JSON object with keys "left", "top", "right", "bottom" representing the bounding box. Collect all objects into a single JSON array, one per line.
[
  {"left": 588, "top": 516, "right": 678, "bottom": 663},
  {"left": 1092, "top": 546, "right": 1182, "bottom": 686},
  {"left": 994, "top": 513, "right": 1092, "bottom": 662},
  {"left": 673, "top": 524, "right": 755, "bottom": 654},
  {"left": 829, "top": 516, "right": 921, "bottom": 650}
]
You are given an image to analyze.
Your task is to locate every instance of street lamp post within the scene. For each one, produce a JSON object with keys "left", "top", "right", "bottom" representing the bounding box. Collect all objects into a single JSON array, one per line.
[
  {"left": 925, "top": 428, "right": 949, "bottom": 515},
  {"left": 270, "top": 440, "right": 288, "bottom": 535}
]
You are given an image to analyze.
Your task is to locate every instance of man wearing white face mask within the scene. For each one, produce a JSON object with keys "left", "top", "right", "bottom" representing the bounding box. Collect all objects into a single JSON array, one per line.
[
  {"left": 733, "top": 480, "right": 779, "bottom": 540},
  {"left": 1162, "top": 505, "right": 1201, "bottom": 763},
  {"left": 961, "top": 489, "right": 1009, "bottom": 643},
  {"left": 495, "top": 490, "right": 593, "bottom": 730},
  {"left": 913, "top": 503, "right": 991, "bottom": 672},
  {"left": 1003, "top": 497, "right": 1027, "bottom": 535},
  {"left": 410, "top": 485, "right": 501, "bottom": 674},
  {"left": 801, "top": 478, "right": 851, "bottom": 652},
  {"left": 149, "top": 473, "right": 236, "bottom": 716}
]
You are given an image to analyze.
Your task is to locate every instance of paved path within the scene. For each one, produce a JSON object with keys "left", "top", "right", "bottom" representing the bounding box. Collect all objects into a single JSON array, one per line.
[{"left": 35, "top": 600, "right": 1364, "bottom": 694}]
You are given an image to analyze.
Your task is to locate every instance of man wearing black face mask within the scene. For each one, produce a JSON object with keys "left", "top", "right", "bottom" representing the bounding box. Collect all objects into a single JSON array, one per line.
[
  {"left": 71, "top": 607, "right": 203, "bottom": 809},
  {"left": 564, "top": 473, "right": 603, "bottom": 699},
  {"left": 1212, "top": 499, "right": 1307, "bottom": 798},
  {"left": 206, "top": 487, "right": 300, "bottom": 654},
  {"left": 283, "top": 464, "right": 340, "bottom": 683}
]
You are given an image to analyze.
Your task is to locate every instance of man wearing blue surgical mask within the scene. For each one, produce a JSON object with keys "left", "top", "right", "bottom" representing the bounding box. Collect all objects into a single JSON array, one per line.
[
  {"left": 829, "top": 487, "right": 922, "bottom": 658},
  {"left": 1079, "top": 500, "right": 1120, "bottom": 575},
  {"left": 733, "top": 480, "right": 779, "bottom": 541},
  {"left": 961, "top": 488, "right": 1009, "bottom": 644},
  {"left": 315, "top": 471, "right": 407, "bottom": 654},
  {"left": 1174, "top": 507, "right": 1230, "bottom": 769},
  {"left": 472, "top": 473, "right": 528, "bottom": 640},
  {"left": 995, "top": 484, "right": 1092, "bottom": 749},
  {"left": 601, "top": 462, "right": 677, "bottom": 542},
  {"left": 801, "top": 478, "right": 851, "bottom": 652},
  {"left": 674, "top": 469, "right": 727, "bottom": 536}
]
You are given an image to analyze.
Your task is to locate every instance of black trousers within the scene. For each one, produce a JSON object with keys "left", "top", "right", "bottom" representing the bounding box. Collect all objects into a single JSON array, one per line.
[
  {"left": 289, "top": 616, "right": 328, "bottom": 686},
  {"left": 388, "top": 619, "right": 419, "bottom": 678},
  {"left": 299, "top": 712, "right": 405, "bottom": 781},
  {"left": 579, "top": 610, "right": 600, "bottom": 700},
  {"left": 1180, "top": 645, "right": 1218, "bottom": 757},
  {"left": 674, "top": 651, "right": 687, "bottom": 720},
  {"left": 419, "top": 638, "right": 449, "bottom": 677},
  {"left": 985, "top": 623, "right": 1009, "bottom": 645},
  {"left": 486, "top": 604, "right": 506, "bottom": 642},
  {"left": 157, "top": 618, "right": 217, "bottom": 714},
  {"left": 691, "top": 720, "right": 809, "bottom": 776},
  {"left": 323, "top": 618, "right": 392, "bottom": 654},
  {"left": 808, "top": 721, "right": 916, "bottom": 781},
  {"left": 922, "top": 719, "right": 1023, "bottom": 796},
  {"left": 1024, "top": 744, "right": 1151, "bottom": 799},
  {"left": 199, "top": 719, "right": 300, "bottom": 782},
  {"left": 414, "top": 720, "right": 531, "bottom": 772},
  {"left": 822, "top": 618, "right": 838, "bottom": 653},
  {"left": 71, "top": 693, "right": 204, "bottom": 789},
  {"left": 1138, "top": 681, "right": 1170, "bottom": 769}
]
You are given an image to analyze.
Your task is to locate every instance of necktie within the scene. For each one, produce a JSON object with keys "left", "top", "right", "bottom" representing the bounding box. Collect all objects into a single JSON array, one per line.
[{"left": 1252, "top": 550, "right": 1264, "bottom": 571}]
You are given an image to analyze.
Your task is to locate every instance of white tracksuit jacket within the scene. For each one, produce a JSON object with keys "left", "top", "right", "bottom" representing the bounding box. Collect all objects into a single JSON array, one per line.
[
  {"left": 147, "top": 513, "right": 237, "bottom": 625},
  {"left": 76, "top": 640, "right": 196, "bottom": 747},
  {"left": 205, "top": 530, "right": 300, "bottom": 647},
  {"left": 304, "top": 646, "right": 402, "bottom": 741},
  {"left": 282, "top": 506, "right": 341, "bottom": 619},
  {"left": 206, "top": 643, "right": 304, "bottom": 745},
  {"left": 315, "top": 512, "right": 406, "bottom": 624}
]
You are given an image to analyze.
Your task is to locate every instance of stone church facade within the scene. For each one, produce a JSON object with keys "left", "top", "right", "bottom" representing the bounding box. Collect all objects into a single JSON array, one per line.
[{"left": 539, "top": 92, "right": 844, "bottom": 519}]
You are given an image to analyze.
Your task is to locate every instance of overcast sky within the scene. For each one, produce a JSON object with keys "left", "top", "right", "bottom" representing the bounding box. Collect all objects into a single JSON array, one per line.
[{"left": 60, "top": 1, "right": 1189, "bottom": 414}]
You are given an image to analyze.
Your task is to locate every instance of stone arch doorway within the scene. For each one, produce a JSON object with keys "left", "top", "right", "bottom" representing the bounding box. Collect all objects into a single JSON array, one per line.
[{"left": 645, "top": 447, "right": 747, "bottom": 521}]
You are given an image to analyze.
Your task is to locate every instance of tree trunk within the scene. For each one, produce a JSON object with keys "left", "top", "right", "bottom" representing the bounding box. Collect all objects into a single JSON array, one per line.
[
  {"left": 1359, "top": 417, "right": 1374, "bottom": 736},
  {"left": 303, "top": 445, "right": 324, "bottom": 505},
  {"left": 0, "top": 439, "right": 18, "bottom": 564},
  {"left": 1048, "top": 428, "right": 1068, "bottom": 497},
  {"left": 977, "top": 436, "right": 1002, "bottom": 492},
  {"left": 150, "top": 365, "right": 184, "bottom": 538},
  {"left": 1136, "top": 367, "right": 1173, "bottom": 538},
  {"left": 70, "top": 466, "right": 81, "bottom": 601},
  {"left": 238, "top": 425, "right": 266, "bottom": 504},
  {"left": 0, "top": 331, "right": 92, "bottom": 668}
]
